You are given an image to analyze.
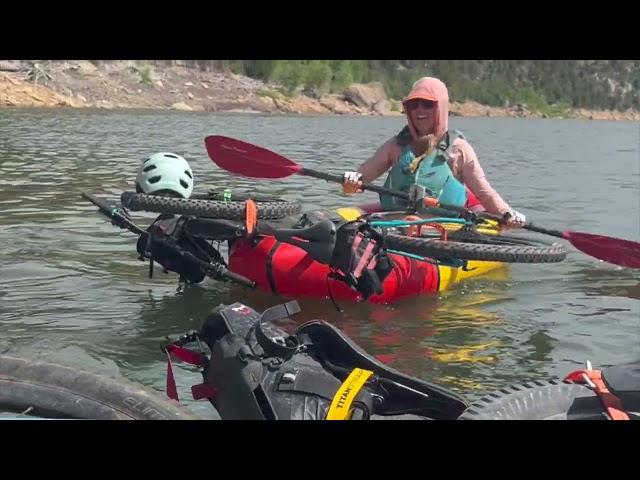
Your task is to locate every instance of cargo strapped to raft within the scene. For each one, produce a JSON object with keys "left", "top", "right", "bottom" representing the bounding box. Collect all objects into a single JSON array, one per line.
[{"left": 163, "top": 301, "right": 468, "bottom": 420}]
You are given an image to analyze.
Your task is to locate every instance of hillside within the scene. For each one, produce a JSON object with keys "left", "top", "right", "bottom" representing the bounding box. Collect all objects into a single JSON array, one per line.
[{"left": 1, "top": 60, "right": 639, "bottom": 121}]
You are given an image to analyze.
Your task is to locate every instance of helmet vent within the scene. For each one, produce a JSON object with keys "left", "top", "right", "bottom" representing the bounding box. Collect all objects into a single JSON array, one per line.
[
  {"left": 164, "top": 154, "right": 179, "bottom": 159},
  {"left": 180, "top": 179, "right": 189, "bottom": 189},
  {"left": 148, "top": 175, "right": 162, "bottom": 184},
  {"left": 143, "top": 164, "right": 157, "bottom": 173},
  {"left": 184, "top": 170, "right": 193, "bottom": 179}
]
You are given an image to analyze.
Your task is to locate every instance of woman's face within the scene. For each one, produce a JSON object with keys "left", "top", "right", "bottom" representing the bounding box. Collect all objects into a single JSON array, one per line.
[{"left": 407, "top": 99, "right": 436, "bottom": 136}]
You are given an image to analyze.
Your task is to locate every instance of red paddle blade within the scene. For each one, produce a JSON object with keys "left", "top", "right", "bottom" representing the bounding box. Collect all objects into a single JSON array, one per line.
[
  {"left": 566, "top": 231, "right": 640, "bottom": 268},
  {"left": 204, "top": 135, "right": 302, "bottom": 179}
]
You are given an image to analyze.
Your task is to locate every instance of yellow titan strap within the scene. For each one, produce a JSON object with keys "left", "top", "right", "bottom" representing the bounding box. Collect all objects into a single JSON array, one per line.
[{"left": 326, "top": 368, "right": 374, "bottom": 420}]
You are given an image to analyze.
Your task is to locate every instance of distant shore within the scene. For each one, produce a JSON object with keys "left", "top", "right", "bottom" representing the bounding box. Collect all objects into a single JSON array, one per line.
[{"left": 1, "top": 61, "right": 639, "bottom": 122}]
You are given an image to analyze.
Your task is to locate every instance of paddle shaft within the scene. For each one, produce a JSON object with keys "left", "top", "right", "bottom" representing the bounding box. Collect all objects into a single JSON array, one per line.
[
  {"left": 520, "top": 223, "right": 564, "bottom": 238},
  {"left": 431, "top": 198, "right": 568, "bottom": 237},
  {"left": 299, "top": 168, "right": 409, "bottom": 200},
  {"left": 500, "top": 219, "right": 566, "bottom": 238},
  {"left": 434, "top": 199, "right": 568, "bottom": 237}
]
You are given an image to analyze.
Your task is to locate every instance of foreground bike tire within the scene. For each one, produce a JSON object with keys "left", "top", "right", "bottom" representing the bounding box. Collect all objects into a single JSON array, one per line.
[
  {"left": 459, "top": 380, "right": 610, "bottom": 420},
  {"left": 0, "top": 355, "right": 200, "bottom": 420}
]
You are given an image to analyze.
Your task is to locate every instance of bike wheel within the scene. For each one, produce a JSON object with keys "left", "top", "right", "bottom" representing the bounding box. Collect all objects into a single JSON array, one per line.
[
  {"left": 0, "top": 355, "right": 199, "bottom": 420},
  {"left": 459, "top": 380, "right": 611, "bottom": 420},
  {"left": 121, "top": 192, "right": 302, "bottom": 220},
  {"left": 385, "top": 233, "right": 567, "bottom": 263}
]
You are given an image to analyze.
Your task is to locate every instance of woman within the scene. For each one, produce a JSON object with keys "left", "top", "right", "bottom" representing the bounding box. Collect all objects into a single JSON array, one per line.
[{"left": 342, "top": 77, "right": 526, "bottom": 226}]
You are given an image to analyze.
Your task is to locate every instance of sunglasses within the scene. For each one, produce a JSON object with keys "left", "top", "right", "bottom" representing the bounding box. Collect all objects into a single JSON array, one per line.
[{"left": 406, "top": 99, "right": 436, "bottom": 110}]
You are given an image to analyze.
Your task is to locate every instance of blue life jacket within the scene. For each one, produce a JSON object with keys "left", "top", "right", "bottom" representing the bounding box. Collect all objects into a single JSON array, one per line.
[{"left": 379, "top": 130, "right": 467, "bottom": 211}]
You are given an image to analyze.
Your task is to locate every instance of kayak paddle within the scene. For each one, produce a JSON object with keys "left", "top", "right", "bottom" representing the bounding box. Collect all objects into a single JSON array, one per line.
[{"left": 204, "top": 135, "right": 409, "bottom": 201}]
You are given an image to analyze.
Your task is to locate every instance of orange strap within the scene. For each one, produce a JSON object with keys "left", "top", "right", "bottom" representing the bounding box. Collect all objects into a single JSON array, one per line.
[
  {"left": 403, "top": 215, "right": 422, "bottom": 237},
  {"left": 423, "top": 223, "right": 447, "bottom": 241},
  {"left": 565, "top": 369, "right": 629, "bottom": 420},
  {"left": 245, "top": 199, "right": 257, "bottom": 235},
  {"left": 402, "top": 216, "right": 447, "bottom": 241}
]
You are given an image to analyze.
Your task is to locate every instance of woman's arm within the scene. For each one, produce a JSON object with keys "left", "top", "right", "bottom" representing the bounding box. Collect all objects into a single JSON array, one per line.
[
  {"left": 356, "top": 137, "right": 400, "bottom": 183},
  {"left": 451, "top": 138, "right": 512, "bottom": 215}
]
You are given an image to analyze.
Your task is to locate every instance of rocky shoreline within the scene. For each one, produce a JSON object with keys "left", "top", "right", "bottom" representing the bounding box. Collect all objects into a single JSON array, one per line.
[{"left": 1, "top": 60, "right": 639, "bottom": 122}]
